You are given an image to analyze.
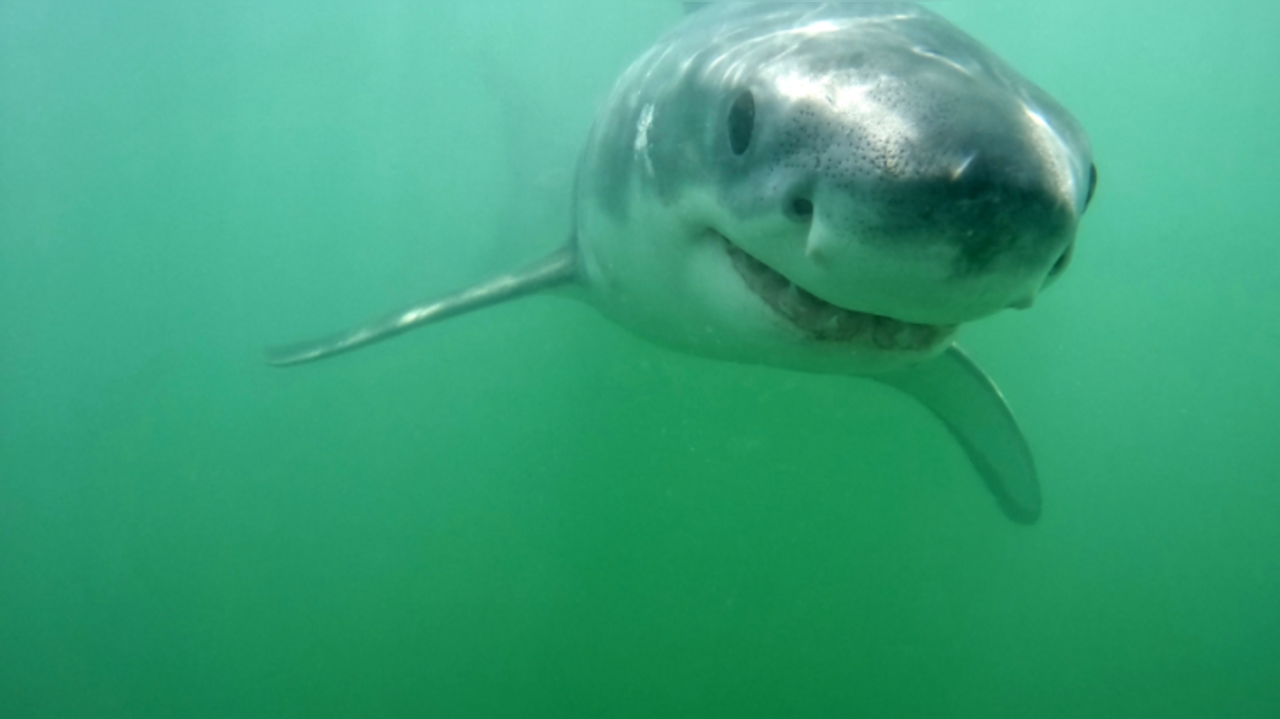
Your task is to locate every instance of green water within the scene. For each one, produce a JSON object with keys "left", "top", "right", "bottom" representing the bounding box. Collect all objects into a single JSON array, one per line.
[{"left": 2, "top": 2, "right": 1277, "bottom": 716}]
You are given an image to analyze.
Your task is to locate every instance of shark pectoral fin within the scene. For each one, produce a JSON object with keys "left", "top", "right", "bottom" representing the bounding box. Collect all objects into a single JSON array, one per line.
[
  {"left": 266, "top": 246, "right": 579, "bottom": 367},
  {"left": 876, "top": 345, "right": 1041, "bottom": 525}
]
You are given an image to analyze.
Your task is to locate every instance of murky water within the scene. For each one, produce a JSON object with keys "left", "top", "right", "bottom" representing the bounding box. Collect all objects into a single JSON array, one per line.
[{"left": 2, "top": 2, "right": 1277, "bottom": 716}]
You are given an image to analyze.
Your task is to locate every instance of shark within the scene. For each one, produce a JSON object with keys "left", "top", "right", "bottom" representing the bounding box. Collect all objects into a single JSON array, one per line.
[{"left": 268, "top": 3, "right": 1097, "bottom": 524}]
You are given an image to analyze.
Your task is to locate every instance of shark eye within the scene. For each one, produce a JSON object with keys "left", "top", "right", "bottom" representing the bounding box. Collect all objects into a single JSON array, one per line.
[
  {"left": 1048, "top": 241, "right": 1074, "bottom": 280},
  {"left": 1085, "top": 163, "right": 1098, "bottom": 209},
  {"left": 728, "top": 91, "right": 755, "bottom": 155}
]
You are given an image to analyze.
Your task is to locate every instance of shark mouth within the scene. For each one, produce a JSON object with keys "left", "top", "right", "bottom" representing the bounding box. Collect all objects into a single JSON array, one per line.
[{"left": 723, "top": 238, "right": 957, "bottom": 351}]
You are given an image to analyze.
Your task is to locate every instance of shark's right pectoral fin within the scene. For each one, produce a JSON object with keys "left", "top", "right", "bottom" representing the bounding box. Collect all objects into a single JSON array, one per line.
[
  {"left": 876, "top": 345, "right": 1042, "bottom": 525},
  {"left": 266, "top": 246, "right": 579, "bottom": 367}
]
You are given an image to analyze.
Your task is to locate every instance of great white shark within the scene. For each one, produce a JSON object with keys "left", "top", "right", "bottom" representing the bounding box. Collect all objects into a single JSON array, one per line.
[{"left": 268, "top": 3, "right": 1096, "bottom": 525}]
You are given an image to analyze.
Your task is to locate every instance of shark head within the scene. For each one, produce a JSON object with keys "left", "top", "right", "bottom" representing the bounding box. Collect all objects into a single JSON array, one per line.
[{"left": 576, "top": 3, "right": 1095, "bottom": 374}]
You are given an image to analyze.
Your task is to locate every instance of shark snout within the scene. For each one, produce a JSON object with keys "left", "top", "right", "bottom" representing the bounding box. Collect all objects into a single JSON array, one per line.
[
  {"left": 764, "top": 162, "right": 1077, "bottom": 325},
  {"left": 752, "top": 58, "right": 1089, "bottom": 323}
]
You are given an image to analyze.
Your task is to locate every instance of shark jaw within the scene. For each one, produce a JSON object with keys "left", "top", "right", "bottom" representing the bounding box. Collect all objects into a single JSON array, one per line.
[{"left": 717, "top": 232, "right": 959, "bottom": 354}]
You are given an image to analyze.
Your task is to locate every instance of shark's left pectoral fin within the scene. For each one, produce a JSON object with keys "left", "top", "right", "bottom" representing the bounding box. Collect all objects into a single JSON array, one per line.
[
  {"left": 876, "top": 345, "right": 1041, "bottom": 524},
  {"left": 266, "top": 246, "right": 579, "bottom": 367}
]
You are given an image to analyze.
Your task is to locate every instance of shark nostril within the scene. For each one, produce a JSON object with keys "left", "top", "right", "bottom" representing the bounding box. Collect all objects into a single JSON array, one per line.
[{"left": 788, "top": 197, "right": 815, "bottom": 222}]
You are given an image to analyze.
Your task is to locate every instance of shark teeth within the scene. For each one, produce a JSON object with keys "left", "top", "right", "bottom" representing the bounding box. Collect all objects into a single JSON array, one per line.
[{"left": 724, "top": 240, "right": 956, "bottom": 351}]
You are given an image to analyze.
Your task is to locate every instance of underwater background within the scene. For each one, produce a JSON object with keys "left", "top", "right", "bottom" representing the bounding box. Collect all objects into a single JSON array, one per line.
[{"left": 2, "top": 1, "right": 1277, "bottom": 716}]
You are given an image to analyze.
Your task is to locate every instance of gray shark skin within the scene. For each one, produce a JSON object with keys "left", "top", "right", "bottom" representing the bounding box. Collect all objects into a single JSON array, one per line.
[{"left": 268, "top": 3, "right": 1097, "bottom": 525}]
